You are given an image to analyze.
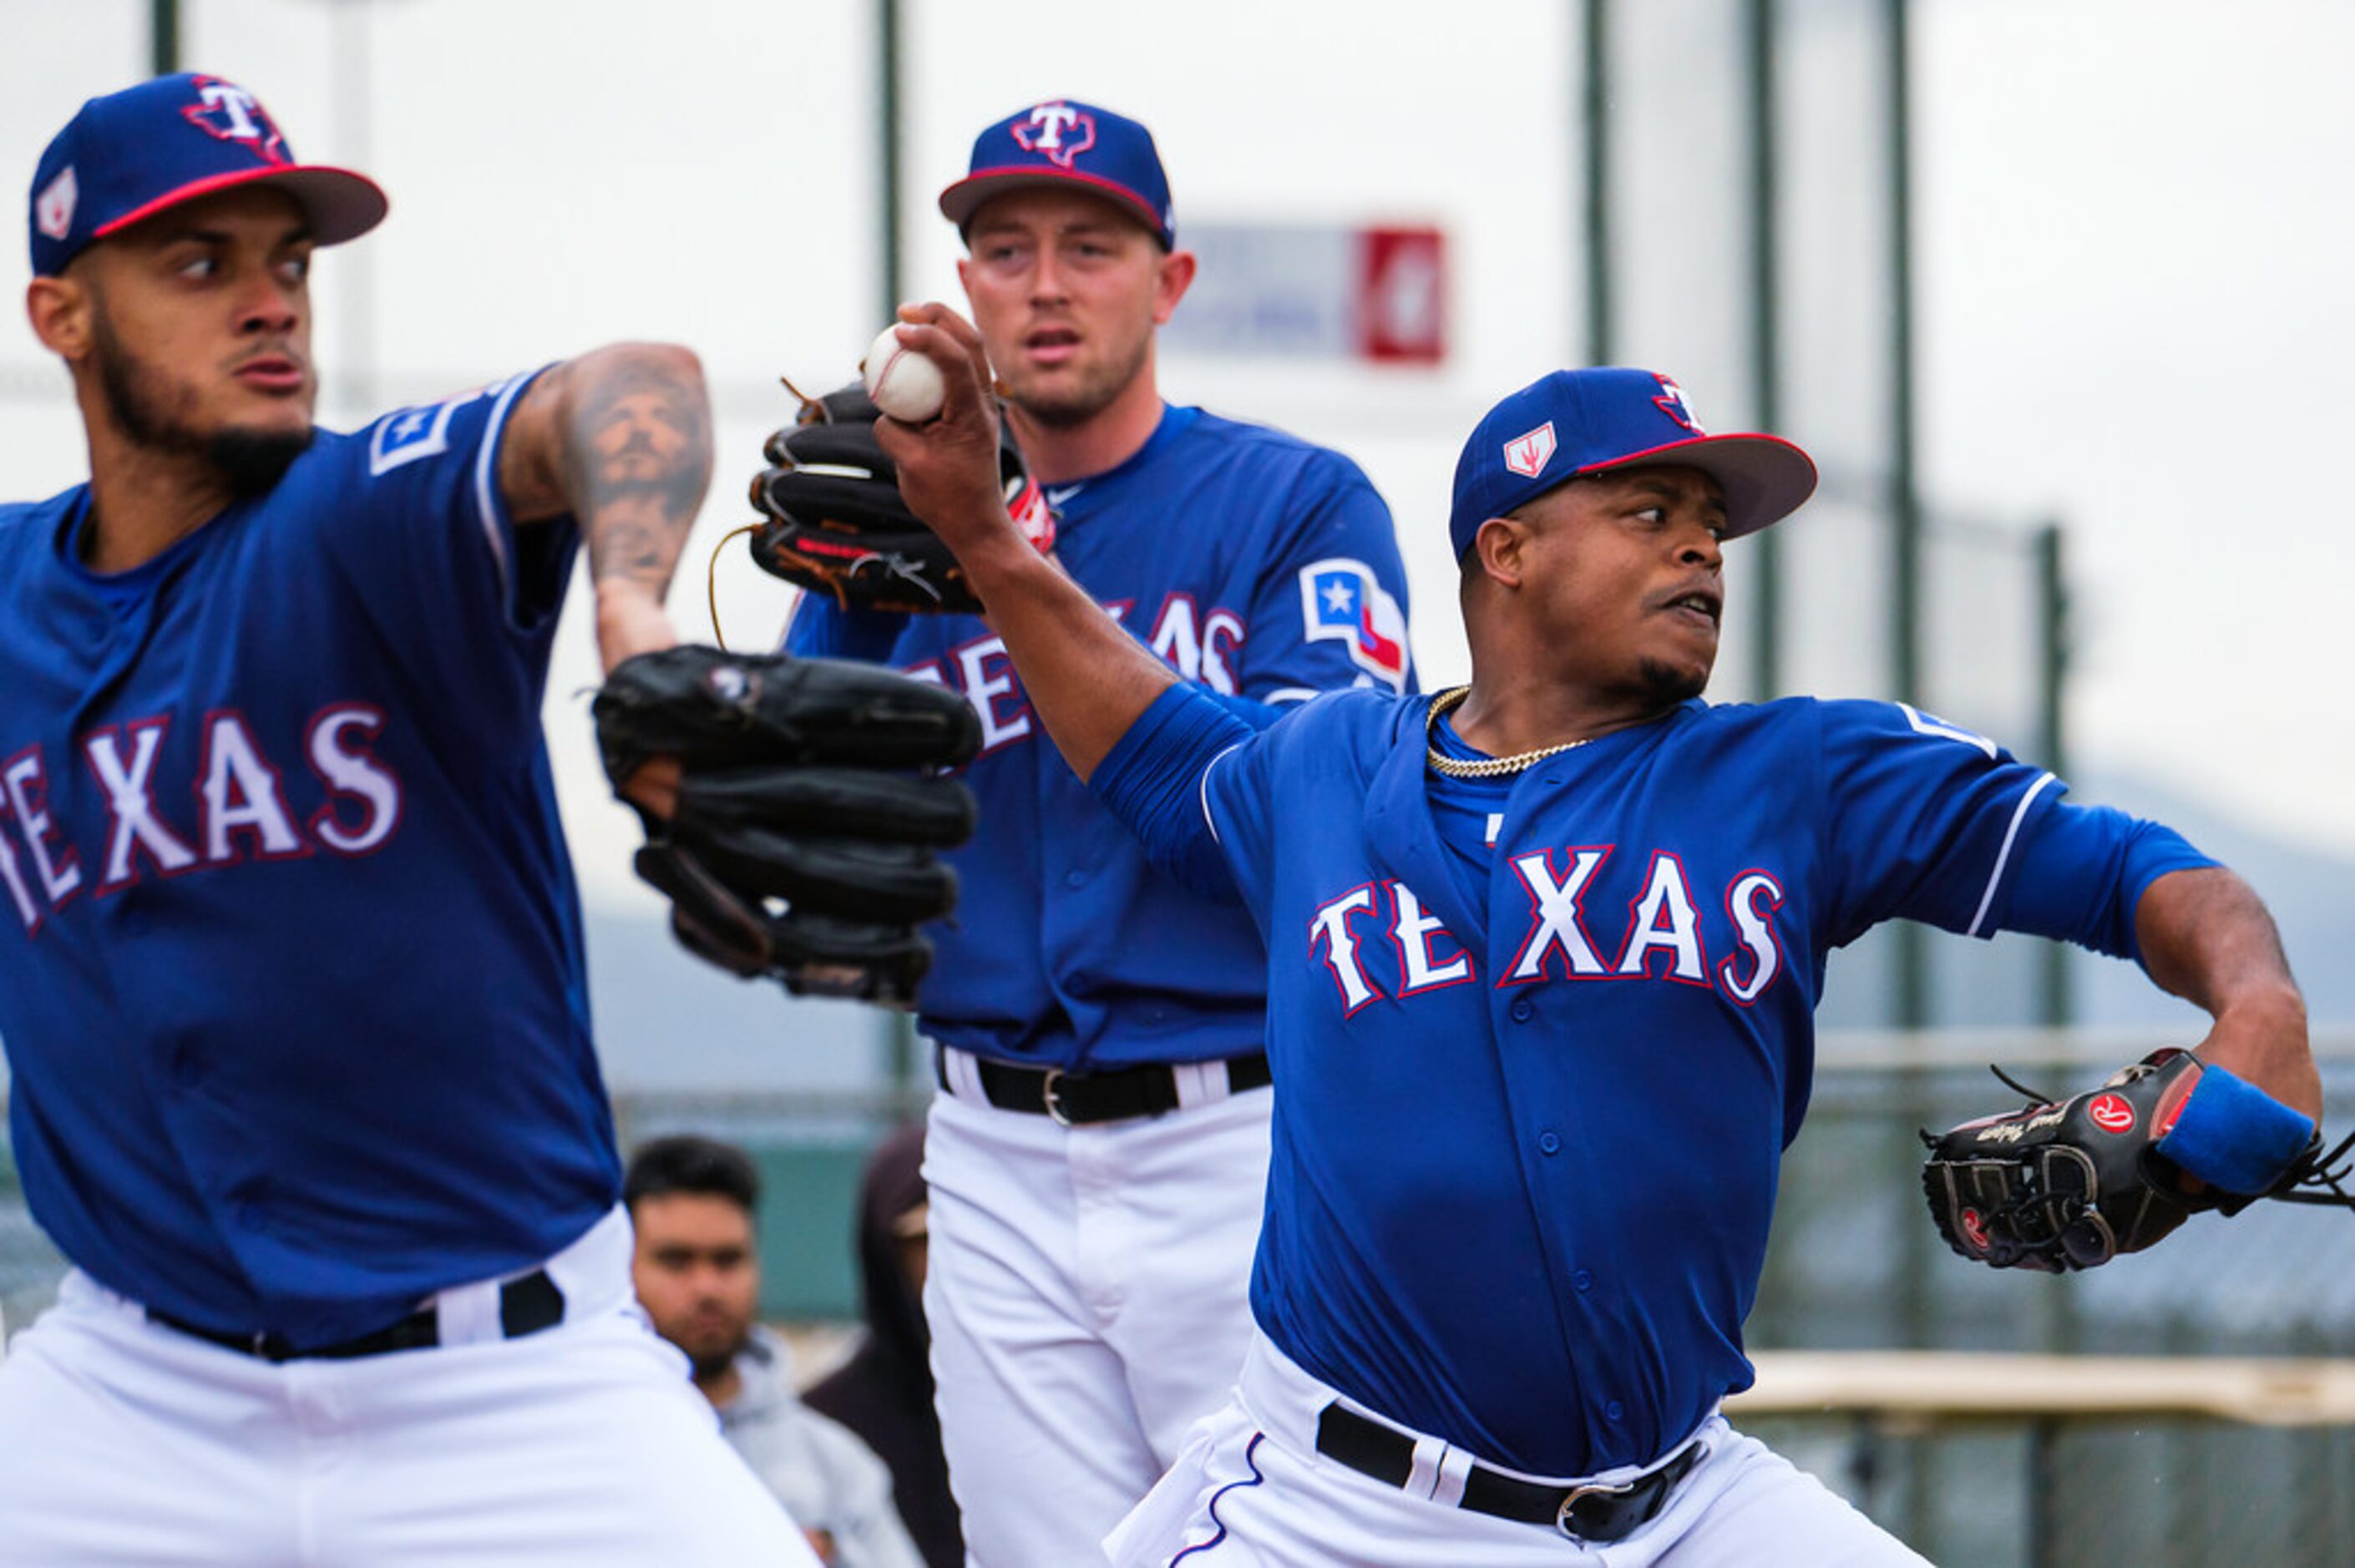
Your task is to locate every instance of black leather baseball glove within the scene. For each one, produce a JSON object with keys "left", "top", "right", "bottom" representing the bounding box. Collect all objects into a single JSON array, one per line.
[
  {"left": 748, "top": 381, "right": 1055, "bottom": 615},
  {"left": 592, "top": 645, "right": 980, "bottom": 1004},
  {"left": 1920, "top": 1049, "right": 2347, "bottom": 1272}
]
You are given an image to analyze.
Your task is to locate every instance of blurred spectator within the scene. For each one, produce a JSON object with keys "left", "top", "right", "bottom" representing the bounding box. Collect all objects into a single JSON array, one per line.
[
  {"left": 626, "top": 1136, "right": 924, "bottom": 1568},
  {"left": 806, "top": 1123, "right": 963, "bottom": 1568}
]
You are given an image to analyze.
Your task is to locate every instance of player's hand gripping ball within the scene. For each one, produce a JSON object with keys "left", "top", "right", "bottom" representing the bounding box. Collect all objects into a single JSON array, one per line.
[
  {"left": 863, "top": 323, "right": 946, "bottom": 422},
  {"left": 748, "top": 380, "right": 1056, "bottom": 615},
  {"left": 1920, "top": 1049, "right": 2268, "bottom": 1272},
  {"left": 593, "top": 645, "right": 981, "bottom": 1005}
]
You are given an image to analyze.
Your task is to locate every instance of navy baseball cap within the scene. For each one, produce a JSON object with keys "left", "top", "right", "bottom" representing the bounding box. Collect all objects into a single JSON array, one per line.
[
  {"left": 939, "top": 99, "right": 1175, "bottom": 249},
  {"left": 1448, "top": 368, "right": 1817, "bottom": 560},
  {"left": 28, "top": 73, "right": 387, "bottom": 278}
]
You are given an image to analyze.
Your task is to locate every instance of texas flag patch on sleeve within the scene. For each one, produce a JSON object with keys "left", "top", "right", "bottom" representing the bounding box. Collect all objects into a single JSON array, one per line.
[{"left": 1299, "top": 559, "right": 1410, "bottom": 690}]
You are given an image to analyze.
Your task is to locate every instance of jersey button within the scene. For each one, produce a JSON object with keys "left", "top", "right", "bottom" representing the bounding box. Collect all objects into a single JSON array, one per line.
[
  {"left": 1537, "top": 1130, "right": 1561, "bottom": 1156},
  {"left": 1508, "top": 998, "right": 1533, "bottom": 1023},
  {"left": 1572, "top": 1268, "right": 1593, "bottom": 1293},
  {"left": 1064, "top": 869, "right": 1087, "bottom": 888},
  {"left": 171, "top": 1048, "right": 203, "bottom": 1087},
  {"left": 1605, "top": 1400, "right": 1624, "bottom": 1424}
]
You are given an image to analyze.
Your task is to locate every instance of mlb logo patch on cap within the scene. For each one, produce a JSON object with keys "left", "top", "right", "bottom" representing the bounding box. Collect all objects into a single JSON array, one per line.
[
  {"left": 28, "top": 72, "right": 386, "bottom": 277},
  {"left": 939, "top": 99, "right": 1175, "bottom": 249}
]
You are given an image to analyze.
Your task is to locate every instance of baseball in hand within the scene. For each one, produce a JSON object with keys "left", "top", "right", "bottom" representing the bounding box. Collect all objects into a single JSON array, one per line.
[{"left": 862, "top": 324, "right": 947, "bottom": 422}]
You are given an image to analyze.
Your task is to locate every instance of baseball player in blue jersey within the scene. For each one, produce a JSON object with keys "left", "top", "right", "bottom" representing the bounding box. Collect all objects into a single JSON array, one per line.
[
  {"left": 0, "top": 74, "right": 821, "bottom": 1565},
  {"left": 780, "top": 101, "right": 1416, "bottom": 1565},
  {"left": 856, "top": 313, "right": 2323, "bottom": 1564}
]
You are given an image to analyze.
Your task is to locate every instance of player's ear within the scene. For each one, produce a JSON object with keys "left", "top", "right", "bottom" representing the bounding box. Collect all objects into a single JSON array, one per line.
[
  {"left": 954, "top": 255, "right": 974, "bottom": 300},
  {"left": 1472, "top": 515, "right": 1532, "bottom": 589},
  {"left": 1151, "top": 248, "right": 1196, "bottom": 326},
  {"left": 26, "top": 275, "right": 93, "bottom": 362}
]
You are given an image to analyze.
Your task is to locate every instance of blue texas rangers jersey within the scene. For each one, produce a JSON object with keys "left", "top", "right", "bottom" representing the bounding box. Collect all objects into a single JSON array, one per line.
[
  {"left": 788, "top": 403, "right": 1413, "bottom": 1071},
  {"left": 0, "top": 374, "right": 620, "bottom": 1348},
  {"left": 1131, "top": 688, "right": 2210, "bottom": 1477}
]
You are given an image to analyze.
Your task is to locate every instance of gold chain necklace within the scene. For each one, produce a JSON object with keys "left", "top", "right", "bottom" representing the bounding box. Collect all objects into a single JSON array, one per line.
[{"left": 1424, "top": 686, "right": 1595, "bottom": 779}]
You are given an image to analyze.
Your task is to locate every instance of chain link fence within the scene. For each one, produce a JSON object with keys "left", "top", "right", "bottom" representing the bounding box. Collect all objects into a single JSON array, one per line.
[{"left": 1747, "top": 1030, "right": 2355, "bottom": 1566}]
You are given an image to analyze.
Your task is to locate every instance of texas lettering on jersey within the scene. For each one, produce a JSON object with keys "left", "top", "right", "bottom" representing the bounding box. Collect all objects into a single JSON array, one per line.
[
  {"left": 0, "top": 704, "right": 402, "bottom": 933},
  {"left": 1307, "top": 850, "right": 1788, "bottom": 1014},
  {"left": 899, "top": 593, "right": 1249, "bottom": 755}
]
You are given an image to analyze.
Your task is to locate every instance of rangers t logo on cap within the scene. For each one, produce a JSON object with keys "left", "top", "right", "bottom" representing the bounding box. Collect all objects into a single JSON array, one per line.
[
  {"left": 1653, "top": 376, "right": 1704, "bottom": 433},
  {"left": 1013, "top": 104, "right": 1096, "bottom": 168},
  {"left": 182, "top": 78, "right": 288, "bottom": 162}
]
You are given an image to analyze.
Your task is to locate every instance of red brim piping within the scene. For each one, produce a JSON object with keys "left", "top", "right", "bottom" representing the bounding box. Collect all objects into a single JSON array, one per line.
[{"left": 93, "top": 164, "right": 389, "bottom": 248}]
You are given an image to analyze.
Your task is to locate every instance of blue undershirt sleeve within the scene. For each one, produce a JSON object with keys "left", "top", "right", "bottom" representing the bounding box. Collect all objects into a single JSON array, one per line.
[
  {"left": 1091, "top": 682, "right": 1259, "bottom": 900},
  {"left": 1202, "top": 689, "right": 1288, "bottom": 731},
  {"left": 782, "top": 594, "right": 910, "bottom": 662},
  {"left": 1979, "top": 800, "right": 2219, "bottom": 964}
]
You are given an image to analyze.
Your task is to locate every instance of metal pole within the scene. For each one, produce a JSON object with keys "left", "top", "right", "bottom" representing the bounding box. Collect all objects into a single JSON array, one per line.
[
  {"left": 2035, "top": 523, "right": 2072, "bottom": 1028},
  {"left": 1882, "top": 8, "right": 1934, "bottom": 1549},
  {"left": 2027, "top": 1417, "right": 2059, "bottom": 1568},
  {"left": 1744, "top": 0, "right": 1782, "bottom": 699},
  {"left": 149, "top": 0, "right": 179, "bottom": 75},
  {"left": 877, "top": 0, "right": 906, "bottom": 328},
  {"left": 330, "top": 4, "right": 377, "bottom": 415},
  {"left": 877, "top": 0, "right": 917, "bottom": 1102},
  {"left": 1582, "top": 0, "right": 1613, "bottom": 366},
  {"left": 1886, "top": 0, "right": 1926, "bottom": 1031}
]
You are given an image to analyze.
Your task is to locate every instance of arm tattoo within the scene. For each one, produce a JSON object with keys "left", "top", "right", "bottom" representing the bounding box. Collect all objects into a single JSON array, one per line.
[{"left": 560, "top": 348, "right": 714, "bottom": 599}]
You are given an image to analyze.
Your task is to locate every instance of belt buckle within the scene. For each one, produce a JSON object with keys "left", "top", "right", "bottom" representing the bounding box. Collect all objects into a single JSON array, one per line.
[
  {"left": 1040, "top": 1068, "right": 1077, "bottom": 1128},
  {"left": 1552, "top": 1477, "right": 1632, "bottom": 1539}
]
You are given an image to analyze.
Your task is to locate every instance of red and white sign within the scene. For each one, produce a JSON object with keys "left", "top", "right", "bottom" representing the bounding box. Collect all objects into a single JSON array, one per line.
[
  {"left": 1355, "top": 226, "right": 1446, "bottom": 363},
  {"left": 1164, "top": 222, "right": 1449, "bottom": 365}
]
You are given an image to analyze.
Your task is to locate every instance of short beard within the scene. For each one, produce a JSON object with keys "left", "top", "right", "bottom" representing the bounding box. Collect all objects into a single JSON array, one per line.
[
  {"left": 685, "top": 1347, "right": 737, "bottom": 1384},
  {"left": 1004, "top": 331, "right": 1152, "bottom": 429},
  {"left": 1633, "top": 657, "right": 1709, "bottom": 709},
  {"left": 92, "top": 301, "right": 311, "bottom": 497},
  {"left": 204, "top": 427, "right": 314, "bottom": 494}
]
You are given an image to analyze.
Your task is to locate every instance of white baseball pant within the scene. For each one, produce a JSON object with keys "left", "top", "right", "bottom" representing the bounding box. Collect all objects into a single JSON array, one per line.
[
  {"left": 1104, "top": 1333, "right": 1932, "bottom": 1567},
  {"left": 0, "top": 1206, "right": 821, "bottom": 1567},
  {"left": 923, "top": 1064, "right": 1273, "bottom": 1568}
]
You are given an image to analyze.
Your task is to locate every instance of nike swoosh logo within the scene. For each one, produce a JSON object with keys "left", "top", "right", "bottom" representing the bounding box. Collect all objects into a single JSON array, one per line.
[{"left": 1046, "top": 484, "right": 1086, "bottom": 506}]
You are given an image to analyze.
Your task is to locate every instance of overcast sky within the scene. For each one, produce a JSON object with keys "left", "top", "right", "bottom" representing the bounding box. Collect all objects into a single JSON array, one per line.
[{"left": 3, "top": 0, "right": 2349, "bottom": 918}]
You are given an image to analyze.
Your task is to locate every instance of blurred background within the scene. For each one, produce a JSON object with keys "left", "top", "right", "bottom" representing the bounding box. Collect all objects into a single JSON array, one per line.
[{"left": 1, "top": 3, "right": 2350, "bottom": 1561}]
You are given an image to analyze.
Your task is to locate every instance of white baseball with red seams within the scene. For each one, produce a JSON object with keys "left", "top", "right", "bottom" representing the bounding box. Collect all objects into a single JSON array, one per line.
[{"left": 864, "top": 324, "right": 947, "bottom": 422}]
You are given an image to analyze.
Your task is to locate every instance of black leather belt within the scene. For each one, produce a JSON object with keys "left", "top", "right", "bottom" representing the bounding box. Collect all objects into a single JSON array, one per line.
[
  {"left": 149, "top": 1269, "right": 565, "bottom": 1363},
  {"left": 1315, "top": 1403, "right": 1704, "bottom": 1543},
  {"left": 940, "top": 1046, "right": 1272, "bottom": 1126}
]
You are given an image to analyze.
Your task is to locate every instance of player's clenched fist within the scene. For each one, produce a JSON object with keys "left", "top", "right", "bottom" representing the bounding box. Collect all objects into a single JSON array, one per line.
[{"left": 869, "top": 305, "right": 1031, "bottom": 569}]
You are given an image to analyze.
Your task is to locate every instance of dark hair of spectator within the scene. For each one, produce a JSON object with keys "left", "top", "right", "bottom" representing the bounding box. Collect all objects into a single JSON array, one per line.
[{"left": 622, "top": 1134, "right": 762, "bottom": 1215}]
